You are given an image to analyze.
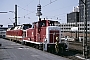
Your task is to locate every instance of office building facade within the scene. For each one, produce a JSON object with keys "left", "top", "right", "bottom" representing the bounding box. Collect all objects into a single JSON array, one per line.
[
  {"left": 79, "top": 0, "right": 90, "bottom": 22},
  {"left": 67, "top": 12, "right": 79, "bottom": 23}
]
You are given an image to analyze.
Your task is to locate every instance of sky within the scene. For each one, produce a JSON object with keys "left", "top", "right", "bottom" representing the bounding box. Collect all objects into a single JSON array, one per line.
[{"left": 0, "top": 0, "right": 79, "bottom": 27}]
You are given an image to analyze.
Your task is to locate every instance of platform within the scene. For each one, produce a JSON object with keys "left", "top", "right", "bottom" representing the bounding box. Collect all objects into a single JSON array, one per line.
[{"left": 0, "top": 38, "right": 71, "bottom": 60}]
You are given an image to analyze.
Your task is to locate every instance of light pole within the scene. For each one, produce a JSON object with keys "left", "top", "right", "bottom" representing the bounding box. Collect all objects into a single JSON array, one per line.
[
  {"left": 15, "top": 5, "right": 17, "bottom": 26},
  {"left": 36, "top": 0, "right": 42, "bottom": 21},
  {"left": 81, "top": 0, "right": 88, "bottom": 59},
  {"left": 9, "top": 5, "right": 17, "bottom": 27},
  {"left": 74, "top": 7, "right": 78, "bottom": 40},
  {"left": 84, "top": 0, "right": 88, "bottom": 59},
  {"left": 9, "top": 5, "right": 18, "bottom": 27}
]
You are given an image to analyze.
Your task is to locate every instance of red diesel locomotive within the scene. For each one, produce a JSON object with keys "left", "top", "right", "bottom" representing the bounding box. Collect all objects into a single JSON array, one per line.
[{"left": 6, "top": 19, "right": 68, "bottom": 53}]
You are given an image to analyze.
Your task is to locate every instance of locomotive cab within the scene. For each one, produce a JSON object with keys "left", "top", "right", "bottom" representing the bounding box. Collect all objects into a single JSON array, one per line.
[{"left": 45, "top": 20, "right": 68, "bottom": 53}]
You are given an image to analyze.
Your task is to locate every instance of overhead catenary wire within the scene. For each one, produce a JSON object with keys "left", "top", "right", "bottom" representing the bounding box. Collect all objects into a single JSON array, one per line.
[
  {"left": 9, "top": 18, "right": 14, "bottom": 23},
  {"left": 24, "top": 0, "right": 35, "bottom": 7},
  {"left": 19, "top": 0, "right": 58, "bottom": 18},
  {"left": 42, "top": 0, "right": 78, "bottom": 19},
  {"left": 17, "top": 0, "right": 35, "bottom": 13},
  {"left": 17, "top": 0, "right": 35, "bottom": 12},
  {"left": 18, "top": 0, "right": 78, "bottom": 22},
  {"left": 42, "top": 0, "right": 58, "bottom": 8},
  {"left": 18, "top": 6, "right": 32, "bottom": 12},
  {"left": 43, "top": 3, "right": 78, "bottom": 13},
  {"left": 42, "top": 2, "right": 78, "bottom": 18}
]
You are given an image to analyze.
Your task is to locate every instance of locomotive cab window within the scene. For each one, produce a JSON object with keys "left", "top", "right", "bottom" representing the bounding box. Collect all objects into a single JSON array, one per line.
[
  {"left": 39, "top": 20, "right": 46, "bottom": 27},
  {"left": 23, "top": 24, "right": 32, "bottom": 30},
  {"left": 39, "top": 21, "right": 43, "bottom": 27},
  {"left": 42, "top": 20, "right": 46, "bottom": 27}
]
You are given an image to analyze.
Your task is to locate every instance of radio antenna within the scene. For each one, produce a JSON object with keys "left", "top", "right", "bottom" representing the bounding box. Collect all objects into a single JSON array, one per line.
[
  {"left": 36, "top": 0, "right": 42, "bottom": 21},
  {"left": 39, "top": 0, "right": 40, "bottom": 4}
]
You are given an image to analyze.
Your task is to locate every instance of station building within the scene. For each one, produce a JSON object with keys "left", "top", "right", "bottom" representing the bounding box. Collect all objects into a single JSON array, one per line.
[{"left": 59, "top": 22, "right": 90, "bottom": 38}]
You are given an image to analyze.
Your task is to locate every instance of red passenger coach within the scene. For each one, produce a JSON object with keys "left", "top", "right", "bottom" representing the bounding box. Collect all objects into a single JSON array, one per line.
[
  {"left": 6, "top": 19, "right": 68, "bottom": 53},
  {"left": 6, "top": 24, "right": 32, "bottom": 42}
]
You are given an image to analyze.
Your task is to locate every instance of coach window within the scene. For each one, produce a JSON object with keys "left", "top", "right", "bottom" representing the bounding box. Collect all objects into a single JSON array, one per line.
[
  {"left": 23, "top": 26, "right": 27, "bottom": 30},
  {"left": 23, "top": 25, "right": 32, "bottom": 30}
]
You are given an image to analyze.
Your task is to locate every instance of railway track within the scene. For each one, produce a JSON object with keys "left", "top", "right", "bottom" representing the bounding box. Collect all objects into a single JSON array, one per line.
[
  {"left": 67, "top": 41, "right": 90, "bottom": 59},
  {"left": 69, "top": 42, "right": 90, "bottom": 51}
]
